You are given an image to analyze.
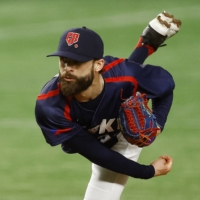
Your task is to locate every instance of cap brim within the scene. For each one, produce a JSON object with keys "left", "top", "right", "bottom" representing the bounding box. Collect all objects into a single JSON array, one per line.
[{"left": 46, "top": 51, "right": 93, "bottom": 62}]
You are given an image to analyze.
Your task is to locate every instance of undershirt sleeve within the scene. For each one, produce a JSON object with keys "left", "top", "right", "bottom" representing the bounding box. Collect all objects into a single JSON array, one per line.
[{"left": 62, "top": 130, "right": 155, "bottom": 179}]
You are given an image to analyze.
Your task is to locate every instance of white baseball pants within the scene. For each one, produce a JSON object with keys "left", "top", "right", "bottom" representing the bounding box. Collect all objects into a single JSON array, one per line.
[{"left": 83, "top": 133, "right": 142, "bottom": 200}]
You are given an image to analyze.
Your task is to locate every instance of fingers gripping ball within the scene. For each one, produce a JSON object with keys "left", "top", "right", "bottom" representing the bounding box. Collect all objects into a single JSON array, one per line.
[{"left": 119, "top": 92, "right": 160, "bottom": 147}]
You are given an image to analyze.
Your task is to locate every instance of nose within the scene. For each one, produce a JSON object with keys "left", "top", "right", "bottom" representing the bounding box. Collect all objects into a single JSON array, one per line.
[{"left": 64, "top": 63, "right": 74, "bottom": 72}]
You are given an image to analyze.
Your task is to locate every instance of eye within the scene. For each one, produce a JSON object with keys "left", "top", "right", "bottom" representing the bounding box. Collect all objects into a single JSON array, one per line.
[
  {"left": 60, "top": 57, "right": 67, "bottom": 64},
  {"left": 73, "top": 60, "right": 83, "bottom": 66},
  {"left": 60, "top": 57, "right": 83, "bottom": 67},
  {"left": 63, "top": 58, "right": 68, "bottom": 63}
]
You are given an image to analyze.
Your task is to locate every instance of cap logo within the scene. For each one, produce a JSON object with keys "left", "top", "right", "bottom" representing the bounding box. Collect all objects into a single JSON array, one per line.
[{"left": 66, "top": 32, "right": 80, "bottom": 46}]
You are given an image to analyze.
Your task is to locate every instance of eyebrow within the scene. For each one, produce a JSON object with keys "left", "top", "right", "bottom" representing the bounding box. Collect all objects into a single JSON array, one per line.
[{"left": 60, "top": 57, "right": 84, "bottom": 66}]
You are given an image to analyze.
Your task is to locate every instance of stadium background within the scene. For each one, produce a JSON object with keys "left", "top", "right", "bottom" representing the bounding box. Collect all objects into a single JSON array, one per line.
[{"left": 1, "top": 0, "right": 200, "bottom": 199}]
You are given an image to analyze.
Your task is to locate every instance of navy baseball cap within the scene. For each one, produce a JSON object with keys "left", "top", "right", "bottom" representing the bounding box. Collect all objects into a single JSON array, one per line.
[{"left": 47, "top": 27, "right": 104, "bottom": 62}]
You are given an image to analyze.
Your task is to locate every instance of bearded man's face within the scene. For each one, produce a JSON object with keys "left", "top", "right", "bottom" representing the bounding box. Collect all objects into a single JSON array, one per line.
[{"left": 59, "top": 62, "right": 94, "bottom": 97}]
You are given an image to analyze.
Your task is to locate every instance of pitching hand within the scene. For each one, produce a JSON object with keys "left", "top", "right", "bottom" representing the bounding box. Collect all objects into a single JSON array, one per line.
[{"left": 151, "top": 155, "right": 173, "bottom": 177}]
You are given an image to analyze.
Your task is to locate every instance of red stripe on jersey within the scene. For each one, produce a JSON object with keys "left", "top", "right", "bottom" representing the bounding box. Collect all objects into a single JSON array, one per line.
[
  {"left": 37, "top": 84, "right": 60, "bottom": 100},
  {"left": 105, "top": 76, "right": 138, "bottom": 95},
  {"left": 103, "top": 58, "right": 125, "bottom": 72},
  {"left": 64, "top": 97, "right": 72, "bottom": 121},
  {"left": 55, "top": 127, "right": 72, "bottom": 135},
  {"left": 105, "top": 76, "right": 137, "bottom": 84},
  {"left": 55, "top": 97, "right": 72, "bottom": 135}
]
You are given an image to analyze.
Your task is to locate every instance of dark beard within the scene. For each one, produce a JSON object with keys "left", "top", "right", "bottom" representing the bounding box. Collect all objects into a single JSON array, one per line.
[{"left": 59, "top": 66, "right": 94, "bottom": 97}]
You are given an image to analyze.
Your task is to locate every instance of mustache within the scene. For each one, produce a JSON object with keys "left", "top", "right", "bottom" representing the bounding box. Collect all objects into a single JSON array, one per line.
[{"left": 59, "top": 71, "right": 77, "bottom": 80}]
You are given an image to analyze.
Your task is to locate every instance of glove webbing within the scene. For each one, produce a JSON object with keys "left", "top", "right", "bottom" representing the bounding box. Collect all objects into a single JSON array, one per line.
[{"left": 121, "top": 93, "right": 160, "bottom": 146}]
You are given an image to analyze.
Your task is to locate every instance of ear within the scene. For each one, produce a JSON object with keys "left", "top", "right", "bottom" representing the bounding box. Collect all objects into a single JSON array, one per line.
[{"left": 94, "top": 59, "right": 105, "bottom": 72}]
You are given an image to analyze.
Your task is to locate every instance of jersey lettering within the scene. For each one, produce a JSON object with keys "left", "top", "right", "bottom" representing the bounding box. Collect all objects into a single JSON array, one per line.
[
  {"left": 87, "top": 118, "right": 120, "bottom": 135},
  {"left": 99, "top": 119, "right": 115, "bottom": 134},
  {"left": 99, "top": 134, "right": 112, "bottom": 143}
]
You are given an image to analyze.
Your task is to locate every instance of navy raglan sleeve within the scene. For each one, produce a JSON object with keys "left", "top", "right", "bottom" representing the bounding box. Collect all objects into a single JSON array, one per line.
[
  {"left": 62, "top": 130, "right": 155, "bottom": 179},
  {"left": 137, "top": 64, "right": 174, "bottom": 97},
  {"left": 35, "top": 77, "right": 84, "bottom": 146},
  {"left": 127, "top": 61, "right": 175, "bottom": 129},
  {"left": 135, "top": 64, "right": 174, "bottom": 129},
  {"left": 35, "top": 99, "right": 83, "bottom": 146}
]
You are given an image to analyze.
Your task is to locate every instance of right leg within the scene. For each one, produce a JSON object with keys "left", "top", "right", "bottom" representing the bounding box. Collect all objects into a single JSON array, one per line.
[
  {"left": 129, "top": 11, "right": 182, "bottom": 63},
  {"left": 141, "top": 11, "right": 182, "bottom": 50}
]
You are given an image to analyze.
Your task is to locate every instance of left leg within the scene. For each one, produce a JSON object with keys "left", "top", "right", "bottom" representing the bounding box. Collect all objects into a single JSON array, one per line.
[
  {"left": 83, "top": 164, "right": 129, "bottom": 200},
  {"left": 83, "top": 133, "right": 142, "bottom": 200}
]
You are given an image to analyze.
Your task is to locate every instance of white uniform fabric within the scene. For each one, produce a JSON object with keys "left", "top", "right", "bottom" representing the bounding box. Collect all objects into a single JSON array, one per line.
[{"left": 84, "top": 133, "right": 142, "bottom": 200}]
